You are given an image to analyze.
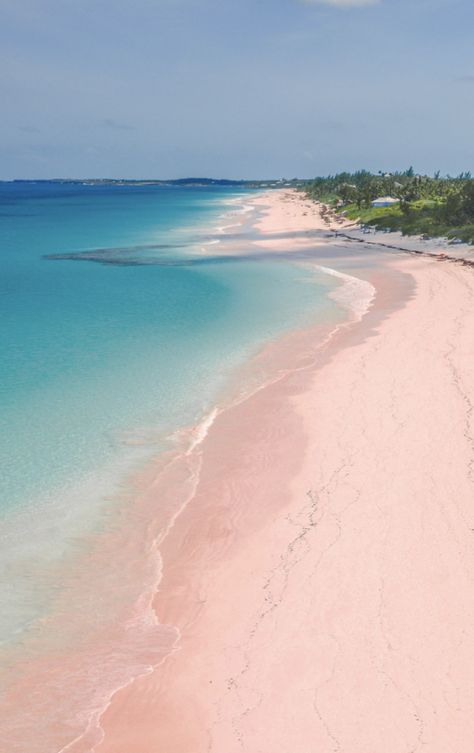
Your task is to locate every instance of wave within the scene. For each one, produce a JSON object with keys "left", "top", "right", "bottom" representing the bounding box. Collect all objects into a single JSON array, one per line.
[{"left": 316, "top": 265, "right": 376, "bottom": 321}]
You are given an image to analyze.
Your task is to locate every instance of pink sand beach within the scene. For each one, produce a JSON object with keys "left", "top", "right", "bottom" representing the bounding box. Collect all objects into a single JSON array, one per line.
[
  {"left": 4, "top": 190, "right": 474, "bottom": 752},
  {"left": 96, "top": 191, "right": 474, "bottom": 752}
]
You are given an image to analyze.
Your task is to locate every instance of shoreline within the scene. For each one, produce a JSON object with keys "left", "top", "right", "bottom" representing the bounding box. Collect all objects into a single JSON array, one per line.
[
  {"left": 0, "top": 189, "right": 364, "bottom": 753},
  {"left": 83, "top": 194, "right": 380, "bottom": 750}
]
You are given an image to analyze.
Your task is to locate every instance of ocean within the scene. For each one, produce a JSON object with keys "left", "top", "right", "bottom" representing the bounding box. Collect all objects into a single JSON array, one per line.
[{"left": 0, "top": 182, "right": 343, "bottom": 751}]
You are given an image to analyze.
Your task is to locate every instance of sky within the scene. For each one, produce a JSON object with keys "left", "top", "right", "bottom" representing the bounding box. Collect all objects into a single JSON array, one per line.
[{"left": 2, "top": 0, "right": 474, "bottom": 179}]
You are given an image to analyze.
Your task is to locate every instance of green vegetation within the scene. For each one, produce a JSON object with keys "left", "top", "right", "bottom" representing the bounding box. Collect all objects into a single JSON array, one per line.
[{"left": 303, "top": 169, "right": 474, "bottom": 243}]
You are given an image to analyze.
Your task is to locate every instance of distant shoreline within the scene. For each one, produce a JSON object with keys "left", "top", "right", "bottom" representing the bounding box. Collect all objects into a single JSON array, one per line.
[{"left": 1, "top": 177, "right": 299, "bottom": 188}]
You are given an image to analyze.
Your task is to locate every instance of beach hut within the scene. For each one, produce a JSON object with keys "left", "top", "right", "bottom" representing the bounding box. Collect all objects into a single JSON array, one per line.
[{"left": 371, "top": 196, "right": 400, "bottom": 208}]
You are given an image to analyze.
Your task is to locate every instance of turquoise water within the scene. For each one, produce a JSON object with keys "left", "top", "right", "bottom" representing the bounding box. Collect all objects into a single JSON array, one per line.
[{"left": 0, "top": 182, "right": 341, "bottom": 645}]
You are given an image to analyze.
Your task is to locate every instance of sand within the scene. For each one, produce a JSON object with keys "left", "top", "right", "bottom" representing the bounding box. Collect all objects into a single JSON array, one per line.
[{"left": 91, "top": 190, "right": 474, "bottom": 752}]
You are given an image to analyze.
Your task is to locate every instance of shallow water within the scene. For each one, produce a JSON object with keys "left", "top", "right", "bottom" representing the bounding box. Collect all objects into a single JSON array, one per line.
[
  {"left": 0, "top": 183, "right": 343, "bottom": 651},
  {"left": 0, "top": 183, "right": 355, "bottom": 753}
]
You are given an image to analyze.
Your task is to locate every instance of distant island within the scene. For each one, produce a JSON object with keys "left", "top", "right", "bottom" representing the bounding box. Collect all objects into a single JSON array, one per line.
[
  {"left": 303, "top": 168, "right": 474, "bottom": 244},
  {"left": 6, "top": 177, "right": 305, "bottom": 189}
]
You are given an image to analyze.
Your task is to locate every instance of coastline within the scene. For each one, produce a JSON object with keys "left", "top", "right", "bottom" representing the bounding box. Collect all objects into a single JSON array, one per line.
[
  {"left": 96, "top": 190, "right": 474, "bottom": 752},
  {"left": 0, "top": 188, "right": 361, "bottom": 753},
  {"left": 296, "top": 190, "right": 474, "bottom": 265},
  {"left": 4, "top": 189, "right": 474, "bottom": 752}
]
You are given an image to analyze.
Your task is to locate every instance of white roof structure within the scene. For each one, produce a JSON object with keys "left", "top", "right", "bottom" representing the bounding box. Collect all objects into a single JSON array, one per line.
[{"left": 371, "top": 196, "right": 400, "bottom": 207}]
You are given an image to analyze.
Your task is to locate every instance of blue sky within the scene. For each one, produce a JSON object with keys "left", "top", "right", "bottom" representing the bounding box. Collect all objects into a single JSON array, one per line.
[{"left": 2, "top": 0, "right": 473, "bottom": 179}]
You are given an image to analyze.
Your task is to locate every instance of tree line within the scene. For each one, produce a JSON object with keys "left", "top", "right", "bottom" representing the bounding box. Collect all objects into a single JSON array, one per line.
[{"left": 304, "top": 169, "right": 474, "bottom": 225}]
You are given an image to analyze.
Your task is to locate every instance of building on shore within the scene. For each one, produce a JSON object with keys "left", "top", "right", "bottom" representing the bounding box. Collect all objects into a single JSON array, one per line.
[{"left": 371, "top": 196, "right": 400, "bottom": 208}]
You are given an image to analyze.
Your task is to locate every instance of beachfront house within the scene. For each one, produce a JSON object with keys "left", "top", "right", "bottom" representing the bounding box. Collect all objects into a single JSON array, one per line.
[{"left": 371, "top": 196, "right": 400, "bottom": 208}]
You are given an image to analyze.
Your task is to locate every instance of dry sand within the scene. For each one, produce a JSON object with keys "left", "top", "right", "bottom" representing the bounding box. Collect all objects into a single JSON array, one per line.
[{"left": 95, "top": 190, "right": 474, "bottom": 753}]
